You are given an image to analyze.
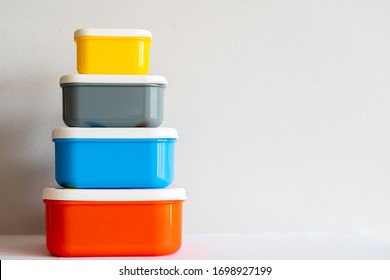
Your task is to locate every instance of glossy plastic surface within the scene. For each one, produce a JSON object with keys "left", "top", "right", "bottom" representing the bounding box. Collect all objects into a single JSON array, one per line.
[
  {"left": 62, "top": 83, "right": 165, "bottom": 127},
  {"left": 75, "top": 36, "right": 151, "bottom": 74},
  {"left": 44, "top": 199, "right": 183, "bottom": 257},
  {"left": 54, "top": 138, "right": 175, "bottom": 188}
]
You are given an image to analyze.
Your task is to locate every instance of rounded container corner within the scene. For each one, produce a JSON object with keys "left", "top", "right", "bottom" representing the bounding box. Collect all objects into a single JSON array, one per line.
[
  {"left": 62, "top": 118, "right": 77, "bottom": 128},
  {"left": 155, "top": 241, "right": 182, "bottom": 256},
  {"left": 46, "top": 242, "right": 70, "bottom": 257}
]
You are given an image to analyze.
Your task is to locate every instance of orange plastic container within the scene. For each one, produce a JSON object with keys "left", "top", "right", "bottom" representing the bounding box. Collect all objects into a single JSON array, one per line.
[{"left": 43, "top": 187, "right": 186, "bottom": 257}]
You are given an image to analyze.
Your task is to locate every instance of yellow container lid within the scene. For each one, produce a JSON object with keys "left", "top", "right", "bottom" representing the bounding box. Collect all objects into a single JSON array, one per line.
[{"left": 74, "top": 28, "right": 152, "bottom": 39}]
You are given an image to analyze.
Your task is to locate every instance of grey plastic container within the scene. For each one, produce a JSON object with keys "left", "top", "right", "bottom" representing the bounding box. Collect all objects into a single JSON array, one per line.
[{"left": 60, "top": 75, "right": 167, "bottom": 127}]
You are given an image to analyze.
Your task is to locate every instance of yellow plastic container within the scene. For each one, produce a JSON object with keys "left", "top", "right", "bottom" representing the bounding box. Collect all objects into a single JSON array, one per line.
[{"left": 74, "top": 28, "right": 152, "bottom": 74}]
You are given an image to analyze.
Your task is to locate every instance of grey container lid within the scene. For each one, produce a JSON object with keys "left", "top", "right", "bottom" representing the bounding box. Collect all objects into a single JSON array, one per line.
[{"left": 60, "top": 74, "right": 168, "bottom": 86}]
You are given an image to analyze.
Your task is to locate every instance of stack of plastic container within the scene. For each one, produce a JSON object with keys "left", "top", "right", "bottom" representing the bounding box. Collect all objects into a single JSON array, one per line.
[{"left": 42, "top": 28, "right": 186, "bottom": 257}]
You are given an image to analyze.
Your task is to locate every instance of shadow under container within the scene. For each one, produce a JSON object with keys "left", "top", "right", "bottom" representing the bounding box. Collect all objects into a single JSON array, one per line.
[
  {"left": 43, "top": 187, "right": 186, "bottom": 257},
  {"left": 74, "top": 28, "right": 152, "bottom": 74},
  {"left": 60, "top": 74, "right": 167, "bottom": 127},
  {"left": 53, "top": 127, "right": 177, "bottom": 189}
]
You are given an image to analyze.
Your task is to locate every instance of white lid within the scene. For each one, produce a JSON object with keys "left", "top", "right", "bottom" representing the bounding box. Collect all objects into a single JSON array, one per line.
[
  {"left": 43, "top": 187, "right": 186, "bottom": 201},
  {"left": 74, "top": 28, "right": 152, "bottom": 38},
  {"left": 52, "top": 127, "right": 178, "bottom": 139},
  {"left": 60, "top": 74, "right": 167, "bottom": 86}
]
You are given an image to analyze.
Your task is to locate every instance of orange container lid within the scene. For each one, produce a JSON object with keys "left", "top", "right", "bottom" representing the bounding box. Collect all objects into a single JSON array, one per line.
[{"left": 43, "top": 187, "right": 186, "bottom": 202}]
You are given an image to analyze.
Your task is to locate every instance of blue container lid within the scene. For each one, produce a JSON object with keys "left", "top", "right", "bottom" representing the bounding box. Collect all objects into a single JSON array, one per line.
[{"left": 52, "top": 127, "right": 178, "bottom": 139}]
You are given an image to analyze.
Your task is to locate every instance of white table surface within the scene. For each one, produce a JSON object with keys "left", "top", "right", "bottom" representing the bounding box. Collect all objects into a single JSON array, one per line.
[{"left": 1, "top": 233, "right": 390, "bottom": 260}]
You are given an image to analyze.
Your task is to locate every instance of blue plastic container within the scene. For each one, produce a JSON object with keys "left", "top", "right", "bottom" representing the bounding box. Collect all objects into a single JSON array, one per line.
[{"left": 52, "top": 127, "right": 178, "bottom": 188}]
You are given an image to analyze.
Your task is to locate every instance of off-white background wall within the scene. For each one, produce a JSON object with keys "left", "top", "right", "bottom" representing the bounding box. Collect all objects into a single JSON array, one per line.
[{"left": 1, "top": 0, "right": 390, "bottom": 242}]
